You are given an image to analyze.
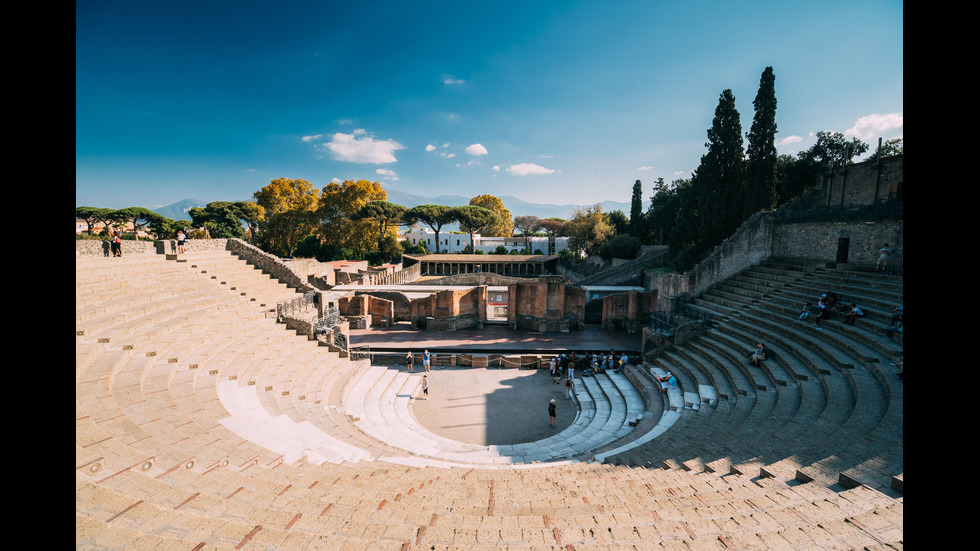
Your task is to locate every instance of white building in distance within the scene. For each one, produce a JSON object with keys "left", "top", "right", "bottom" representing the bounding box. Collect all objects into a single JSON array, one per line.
[{"left": 402, "top": 228, "right": 569, "bottom": 255}]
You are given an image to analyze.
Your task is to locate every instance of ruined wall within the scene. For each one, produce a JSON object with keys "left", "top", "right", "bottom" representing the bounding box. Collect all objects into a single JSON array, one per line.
[
  {"left": 602, "top": 291, "right": 657, "bottom": 332},
  {"left": 338, "top": 294, "right": 394, "bottom": 327},
  {"left": 508, "top": 277, "right": 585, "bottom": 332},
  {"left": 410, "top": 286, "right": 487, "bottom": 330}
]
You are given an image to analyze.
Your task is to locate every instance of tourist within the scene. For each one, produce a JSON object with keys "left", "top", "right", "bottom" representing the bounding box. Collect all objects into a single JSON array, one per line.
[
  {"left": 657, "top": 372, "right": 676, "bottom": 392},
  {"left": 875, "top": 243, "right": 892, "bottom": 273},
  {"left": 884, "top": 319, "right": 903, "bottom": 341},
  {"left": 111, "top": 231, "right": 122, "bottom": 257},
  {"left": 423, "top": 349, "right": 430, "bottom": 372},
  {"left": 548, "top": 399, "right": 557, "bottom": 427},
  {"left": 406, "top": 351, "right": 414, "bottom": 373},
  {"left": 748, "top": 343, "right": 768, "bottom": 366},
  {"left": 421, "top": 375, "right": 428, "bottom": 400},
  {"left": 843, "top": 304, "right": 864, "bottom": 325},
  {"left": 176, "top": 230, "right": 186, "bottom": 254},
  {"left": 565, "top": 377, "right": 574, "bottom": 400},
  {"left": 798, "top": 302, "right": 812, "bottom": 321},
  {"left": 890, "top": 306, "right": 904, "bottom": 326},
  {"left": 814, "top": 299, "right": 829, "bottom": 330}
]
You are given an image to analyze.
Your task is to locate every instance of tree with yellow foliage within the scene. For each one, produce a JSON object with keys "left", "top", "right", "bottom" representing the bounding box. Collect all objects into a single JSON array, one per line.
[
  {"left": 317, "top": 179, "right": 387, "bottom": 252},
  {"left": 253, "top": 177, "right": 319, "bottom": 257},
  {"left": 469, "top": 194, "right": 513, "bottom": 237}
]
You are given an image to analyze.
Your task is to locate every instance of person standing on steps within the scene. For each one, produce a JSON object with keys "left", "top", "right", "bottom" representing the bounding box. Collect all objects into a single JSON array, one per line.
[
  {"left": 421, "top": 375, "right": 428, "bottom": 400},
  {"left": 406, "top": 351, "right": 414, "bottom": 373},
  {"left": 875, "top": 243, "right": 892, "bottom": 274},
  {"left": 176, "top": 230, "right": 186, "bottom": 254},
  {"left": 565, "top": 377, "right": 574, "bottom": 400},
  {"left": 548, "top": 399, "right": 557, "bottom": 427},
  {"left": 423, "top": 349, "right": 431, "bottom": 372}
]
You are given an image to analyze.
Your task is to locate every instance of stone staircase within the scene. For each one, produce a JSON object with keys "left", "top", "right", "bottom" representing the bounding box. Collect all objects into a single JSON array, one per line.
[
  {"left": 76, "top": 251, "right": 903, "bottom": 549},
  {"left": 605, "top": 257, "right": 903, "bottom": 496}
]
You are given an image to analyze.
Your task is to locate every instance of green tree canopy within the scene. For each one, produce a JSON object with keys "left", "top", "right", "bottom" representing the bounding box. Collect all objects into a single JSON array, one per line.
[
  {"left": 512, "top": 215, "right": 542, "bottom": 251},
  {"left": 563, "top": 204, "right": 614, "bottom": 257},
  {"left": 403, "top": 204, "right": 458, "bottom": 253},
  {"left": 455, "top": 205, "right": 499, "bottom": 249},
  {"left": 538, "top": 217, "right": 565, "bottom": 239},
  {"left": 110, "top": 207, "right": 164, "bottom": 238},
  {"left": 75, "top": 206, "right": 114, "bottom": 235},
  {"left": 189, "top": 201, "right": 247, "bottom": 239},
  {"left": 351, "top": 200, "right": 407, "bottom": 243}
]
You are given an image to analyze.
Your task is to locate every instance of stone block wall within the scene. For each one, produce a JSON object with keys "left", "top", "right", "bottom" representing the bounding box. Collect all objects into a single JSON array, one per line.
[
  {"left": 410, "top": 286, "right": 487, "bottom": 330},
  {"left": 602, "top": 291, "right": 657, "bottom": 331},
  {"left": 772, "top": 220, "right": 903, "bottom": 269},
  {"left": 338, "top": 294, "right": 393, "bottom": 327},
  {"left": 508, "top": 279, "right": 585, "bottom": 331}
]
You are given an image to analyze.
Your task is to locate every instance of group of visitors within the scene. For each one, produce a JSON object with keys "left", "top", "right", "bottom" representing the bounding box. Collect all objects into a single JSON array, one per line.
[
  {"left": 548, "top": 350, "right": 629, "bottom": 383},
  {"left": 799, "top": 291, "right": 865, "bottom": 330},
  {"left": 405, "top": 350, "right": 431, "bottom": 373}
]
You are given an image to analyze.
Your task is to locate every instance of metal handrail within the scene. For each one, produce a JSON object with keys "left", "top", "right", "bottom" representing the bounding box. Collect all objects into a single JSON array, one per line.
[{"left": 277, "top": 290, "right": 318, "bottom": 319}]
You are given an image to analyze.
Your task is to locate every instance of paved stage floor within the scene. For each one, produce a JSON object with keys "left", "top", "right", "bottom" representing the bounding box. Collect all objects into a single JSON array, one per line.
[{"left": 410, "top": 366, "right": 577, "bottom": 447}]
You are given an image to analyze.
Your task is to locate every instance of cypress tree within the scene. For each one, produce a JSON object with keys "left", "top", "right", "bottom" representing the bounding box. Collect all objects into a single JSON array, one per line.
[
  {"left": 744, "top": 66, "right": 778, "bottom": 217},
  {"left": 629, "top": 179, "right": 644, "bottom": 238},
  {"left": 694, "top": 89, "right": 745, "bottom": 250}
]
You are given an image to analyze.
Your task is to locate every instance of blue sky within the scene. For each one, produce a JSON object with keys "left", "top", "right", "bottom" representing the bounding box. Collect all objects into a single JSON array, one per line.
[{"left": 76, "top": 0, "right": 903, "bottom": 211}]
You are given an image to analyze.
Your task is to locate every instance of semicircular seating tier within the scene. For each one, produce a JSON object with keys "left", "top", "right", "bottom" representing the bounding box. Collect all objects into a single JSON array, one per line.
[{"left": 76, "top": 249, "right": 903, "bottom": 550}]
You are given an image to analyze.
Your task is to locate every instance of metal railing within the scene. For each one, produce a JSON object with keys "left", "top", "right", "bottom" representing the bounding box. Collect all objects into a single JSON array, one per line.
[
  {"left": 277, "top": 290, "right": 318, "bottom": 320},
  {"left": 313, "top": 306, "right": 342, "bottom": 336}
]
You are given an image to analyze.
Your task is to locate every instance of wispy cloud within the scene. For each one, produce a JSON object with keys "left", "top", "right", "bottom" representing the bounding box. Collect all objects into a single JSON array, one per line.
[
  {"left": 426, "top": 143, "right": 456, "bottom": 158},
  {"left": 316, "top": 129, "right": 405, "bottom": 164},
  {"left": 507, "top": 162, "right": 555, "bottom": 176},
  {"left": 376, "top": 168, "right": 398, "bottom": 180},
  {"left": 443, "top": 75, "right": 465, "bottom": 85},
  {"left": 637, "top": 165, "right": 654, "bottom": 171}
]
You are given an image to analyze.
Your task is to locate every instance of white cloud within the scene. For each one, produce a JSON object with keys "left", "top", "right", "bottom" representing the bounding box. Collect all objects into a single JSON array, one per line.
[
  {"left": 507, "top": 162, "right": 555, "bottom": 176},
  {"left": 492, "top": 165, "right": 500, "bottom": 171},
  {"left": 425, "top": 144, "right": 437, "bottom": 152},
  {"left": 320, "top": 130, "right": 405, "bottom": 164},
  {"left": 444, "top": 76, "right": 466, "bottom": 85},
  {"left": 301, "top": 134, "right": 322, "bottom": 142},
  {"left": 846, "top": 112, "right": 903, "bottom": 141},
  {"left": 465, "top": 143, "right": 488, "bottom": 156},
  {"left": 376, "top": 168, "right": 398, "bottom": 180},
  {"left": 637, "top": 165, "right": 654, "bottom": 171}
]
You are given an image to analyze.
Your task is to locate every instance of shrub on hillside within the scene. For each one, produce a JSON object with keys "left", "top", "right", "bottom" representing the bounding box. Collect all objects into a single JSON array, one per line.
[{"left": 599, "top": 234, "right": 642, "bottom": 260}]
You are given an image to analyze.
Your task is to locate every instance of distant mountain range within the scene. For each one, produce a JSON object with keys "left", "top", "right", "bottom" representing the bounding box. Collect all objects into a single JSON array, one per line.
[
  {"left": 152, "top": 199, "right": 207, "bottom": 221},
  {"left": 151, "top": 191, "right": 639, "bottom": 222}
]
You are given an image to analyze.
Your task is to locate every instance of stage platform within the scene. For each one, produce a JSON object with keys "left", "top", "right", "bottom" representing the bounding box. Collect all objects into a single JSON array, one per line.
[{"left": 348, "top": 321, "right": 643, "bottom": 355}]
